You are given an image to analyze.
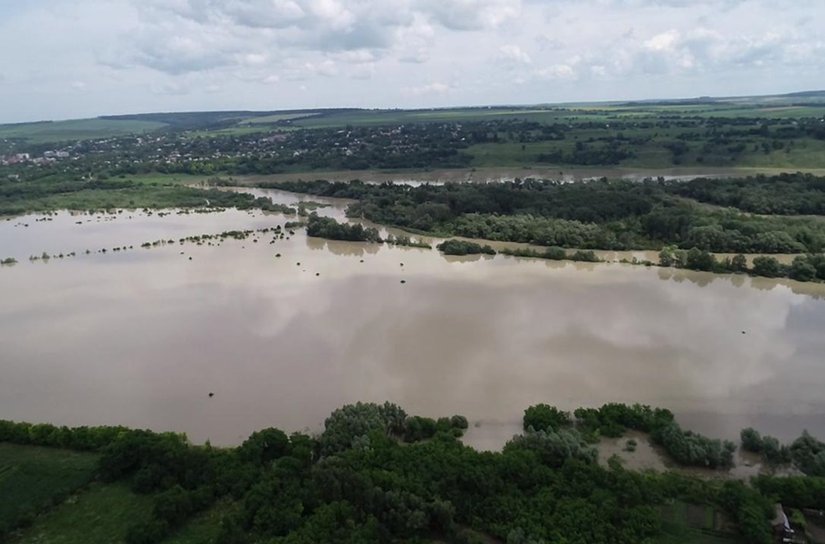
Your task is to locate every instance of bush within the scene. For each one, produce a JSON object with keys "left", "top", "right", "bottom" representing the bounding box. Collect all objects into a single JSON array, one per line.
[
  {"left": 652, "top": 422, "right": 735, "bottom": 469},
  {"left": 239, "top": 428, "right": 290, "bottom": 465},
  {"left": 306, "top": 214, "right": 381, "bottom": 242},
  {"left": 569, "top": 250, "right": 599, "bottom": 262},
  {"left": 436, "top": 239, "right": 496, "bottom": 256},
  {"left": 545, "top": 246, "right": 567, "bottom": 260},
  {"left": 790, "top": 431, "right": 825, "bottom": 476},
  {"left": 741, "top": 428, "right": 763, "bottom": 453},
  {"left": 504, "top": 428, "right": 597, "bottom": 468},
  {"left": 523, "top": 404, "right": 571, "bottom": 433},
  {"left": 751, "top": 255, "right": 783, "bottom": 278},
  {"left": 789, "top": 256, "right": 817, "bottom": 282}
]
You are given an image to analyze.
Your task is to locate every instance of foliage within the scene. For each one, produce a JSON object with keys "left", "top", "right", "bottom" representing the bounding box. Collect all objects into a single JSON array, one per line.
[
  {"left": 436, "top": 239, "right": 496, "bottom": 256},
  {"left": 0, "top": 443, "right": 98, "bottom": 536},
  {"left": 319, "top": 402, "right": 407, "bottom": 455},
  {"left": 523, "top": 404, "right": 572, "bottom": 432},
  {"left": 504, "top": 428, "right": 597, "bottom": 468},
  {"left": 10, "top": 482, "right": 155, "bottom": 544},
  {"left": 3, "top": 403, "right": 808, "bottom": 543},
  {"left": 789, "top": 431, "right": 825, "bottom": 476},
  {"left": 740, "top": 428, "right": 791, "bottom": 466},
  {"left": 305, "top": 213, "right": 381, "bottom": 242},
  {"left": 751, "top": 255, "right": 784, "bottom": 278},
  {"left": 573, "top": 403, "right": 675, "bottom": 438},
  {"left": 268, "top": 177, "right": 825, "bottom": 255},
  {"left": 652, "top": 423, "right": 736, "bottom": 469},
  {"left": 752, "top": 475, "right": 825, "bottom": 510}
]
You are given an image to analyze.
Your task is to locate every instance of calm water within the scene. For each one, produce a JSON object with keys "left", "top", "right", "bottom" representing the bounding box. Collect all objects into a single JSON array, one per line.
[{"left": 2, "top": 195, "right": 825, "bottom": 450}]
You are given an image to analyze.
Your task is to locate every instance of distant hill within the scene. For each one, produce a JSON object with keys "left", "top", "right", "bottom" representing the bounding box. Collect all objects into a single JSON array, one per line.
[
  {"left": 99, "top": 109, "right": 360, "bottom": 130},
  {"left": 2, "top": 90, "right": 824, "bottom": 145},
  {"left": 621, "top": 89, "right": 825, "bottom": 107}
]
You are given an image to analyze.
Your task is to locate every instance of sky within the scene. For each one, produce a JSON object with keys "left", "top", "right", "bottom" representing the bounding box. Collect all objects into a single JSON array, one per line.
[{"left": 0, "top": 0, "right": 823, "bottom": 123}]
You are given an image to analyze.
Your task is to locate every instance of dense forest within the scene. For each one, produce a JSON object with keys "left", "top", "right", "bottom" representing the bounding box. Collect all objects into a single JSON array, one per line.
[
  {"left": 262, "top": 173, "right": 825, "bottom": 254},
  {"left": 4, "top": 403, "right": 825, "bottom": 544}
]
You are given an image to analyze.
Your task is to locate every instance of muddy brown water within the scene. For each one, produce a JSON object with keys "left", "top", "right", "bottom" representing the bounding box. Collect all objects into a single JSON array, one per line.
[{"left": 2, "top": 191, "right": 825, "bottom": 452}]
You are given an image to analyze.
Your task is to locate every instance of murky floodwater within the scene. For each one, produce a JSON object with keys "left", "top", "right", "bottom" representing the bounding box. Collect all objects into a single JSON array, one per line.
[{"left": 2, "top": 192, "right": 825, "bottom": 454}]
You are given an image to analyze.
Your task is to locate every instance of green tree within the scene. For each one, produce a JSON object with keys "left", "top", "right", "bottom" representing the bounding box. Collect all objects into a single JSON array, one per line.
[
  {"left": 789, "top": 256, "right": 817, "bottom": 282},
  {"left": 730, "top": 253, "right": 748, "bottom": 273},
  {"left": 523, "top": 404, "right": 571, "bottom": 432},
  {"left": 751, "top": 255, "right": 783, "bottom": 278}
]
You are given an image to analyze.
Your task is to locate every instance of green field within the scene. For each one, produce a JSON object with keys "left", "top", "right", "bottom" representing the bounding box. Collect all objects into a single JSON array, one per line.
[
  {"left": 163, "top": 500, "right": 238, "bottom": 544},
  {"left": 12, "top": 482, "right": 154, "bottom": 544},
  {"left": 243, "top": 112, "right": 320, "bottom": 124},
  {"left": 657, "top": 501, "right": 738, "bottom": 544},
  {"left": 0, "top": 118, "right": 166, "bottom": 144},
  {"left": 0, "top": 443, "right": 98, "bottom": 533}
]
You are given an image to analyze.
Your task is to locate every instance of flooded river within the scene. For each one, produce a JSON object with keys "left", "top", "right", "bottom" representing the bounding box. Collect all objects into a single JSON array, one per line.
[{"left": 2, "top": 191, "right": 825, "bottom": 451}]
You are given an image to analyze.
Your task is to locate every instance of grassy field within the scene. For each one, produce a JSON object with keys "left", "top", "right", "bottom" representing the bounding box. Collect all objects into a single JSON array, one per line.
[
  {"left": 656, "top": 501, "right": 738, "bottom": 544},
  {"left": 243, "top": 112, "right": 320, "bottom": 124},
  {"left": 163, "top": 500, "right": 238, "bottom": 544},
  {"left": 0, "top": 443, "right": 98, "bottom": 533},
  {"left": 0, "top": 118, "right": 166, "bottom": 144},
  {"left": 11, "top": 482, "right": 154, "bottom": 544}
]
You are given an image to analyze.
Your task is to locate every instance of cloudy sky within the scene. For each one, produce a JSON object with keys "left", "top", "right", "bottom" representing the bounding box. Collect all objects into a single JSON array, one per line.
[{"left": 0, "top": 0, "right": 823, "bottom": 123}]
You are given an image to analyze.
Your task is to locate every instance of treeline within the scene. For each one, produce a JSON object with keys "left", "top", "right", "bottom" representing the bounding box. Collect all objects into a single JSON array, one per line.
[
  {"left": 0, "top": 403, "right": 797, "bottom": 544},
  {"left": 0, "top": 174, "right": 295, "bottom": 216},
  {"left": 263, "top": 177, "right": 825, "bottom": 253},
  {"left": 305, "top": 213, "right": 380, "bottom": 242},
  {"left": 742, "top": 428, "right": 825, "bottom": 476},
  {"left": 670, "top": 173, "right": 825, "bottom": 215},
  {"left": 660, "top": 246, "right": 825, "bottom": 282},
  {"left": 501, "top": 246, "right": 601, "bottom": 262},
  {"left": 435, "top": 239, "right": 496, "bottom": 256}
]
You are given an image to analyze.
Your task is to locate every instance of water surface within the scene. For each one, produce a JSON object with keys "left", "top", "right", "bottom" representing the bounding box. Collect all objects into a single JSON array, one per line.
[{"left": 2, "top": 203, "right": 825, "bottom": 451}]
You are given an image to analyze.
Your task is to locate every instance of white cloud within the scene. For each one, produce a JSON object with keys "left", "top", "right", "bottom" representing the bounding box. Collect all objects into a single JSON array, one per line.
[
  {"left": 408, "top": 82, "right": 451, "bottom": 95},
  {"left": 498, "top": 44, "right": 531, "bottom": 64},
  {"left": 644, "top": 30, "right": 679, "bottom": 52},
  {"left": 0, "top": 0, "right": 824, "bottom": 121},
  {"left": 304, "top": 59, "right": 338, "bottom": 76},
  {"left": 535, "top": 64, "right": 577, "bottom": 80}
]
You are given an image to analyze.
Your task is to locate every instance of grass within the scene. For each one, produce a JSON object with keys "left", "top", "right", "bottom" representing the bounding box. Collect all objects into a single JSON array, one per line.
[
  {"left": 0, "top": 118, "right": 166, "bottom": 144},
  {"left": 242, "top": 112, "right": 320, "bottom": 124},
  {"left": 291, "top": 107, "right": 577, "bottom": 128},
  {"left": 0, "top": 443, "right": 99, "bottom": 532},
  {"left": 163, "top": 500, "right": 238, "bottom": 544},
  {"left": 656, "top": 501, "right": 738, "bottom": 544},
  {"left": 11, "top": 482, "right": 154, "bottom": 544}
]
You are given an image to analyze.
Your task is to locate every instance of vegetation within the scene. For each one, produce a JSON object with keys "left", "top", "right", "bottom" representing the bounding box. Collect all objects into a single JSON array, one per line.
[
  {"left": 435, "top": 239, "right": 496, "bottom": 256},
  {"left": 658, "top": 246, "right": 825, "bottom": 282},
  {"left": 6, "top": 403, "right": 825, "bottom": 544},
  {"left": 305, "top": 214, "right": 380, "bottom": 242},
  {"left": 12, "top": 482, "right": 154, "bottom": 544},
  {"left": 739, "top": 428, "right": 791, "bottom": 466},
  {"left": 0, "top": 175, "right": 296, "bottom": 216},
  {"left": 384, "top": 234, "right": 431, "bottom": 249},
  {"left": 264, "top": 175, "right": 825, "bottom": 257},
  {"left": 0, "top": 443, "right": 98, "bottom": 535}
]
